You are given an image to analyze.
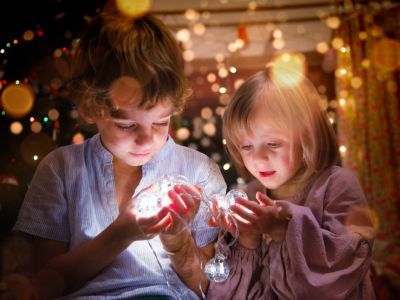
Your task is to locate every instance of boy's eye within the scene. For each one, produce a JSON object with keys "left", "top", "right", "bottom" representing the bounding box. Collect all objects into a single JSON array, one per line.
[
  {"left": 115, "top": 123, "right": 137, "bottom": 131},
  {"left": 154, "top": 122, "right": 169, "bottom": 127}
]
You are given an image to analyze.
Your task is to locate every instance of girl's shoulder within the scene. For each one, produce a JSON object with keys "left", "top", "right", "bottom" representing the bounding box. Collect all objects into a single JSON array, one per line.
[
  {"left": 312, "top": 166, "right": 366, "bottom": 202},
  {"left": 320, "top": 165, "right": 360, "bottom": 185}
]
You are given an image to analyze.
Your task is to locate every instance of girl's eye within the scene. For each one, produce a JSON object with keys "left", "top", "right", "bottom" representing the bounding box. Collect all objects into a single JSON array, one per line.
[
  {"left": 240, "top": 144, "right": 253, "bottom": 151},
  {"left": 267, "top": 142, "right": 280, "bottom": 148}
]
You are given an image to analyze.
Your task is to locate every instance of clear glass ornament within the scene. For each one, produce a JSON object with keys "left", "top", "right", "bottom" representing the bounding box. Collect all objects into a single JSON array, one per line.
[
  {"left": 135, "top": 190, "right": 161, "bottom": 218},
  {"left": 213, "top": 189, "right": 248, "bottom": 212},
  {"left": 226, "top": 189, "right": 248, "bottom": 203},
  {"left": 204, "top": 253, "right": 230, "bottom": 283},
  {"left": 156, "top": 175, "right": 189, "bottom": 206},
  {"left": 135, "top": 175, "right": 192, "bottom": 217}
]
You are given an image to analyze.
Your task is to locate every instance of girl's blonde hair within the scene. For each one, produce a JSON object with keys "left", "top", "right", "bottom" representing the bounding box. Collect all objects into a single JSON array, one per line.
[{"left": 222, "top": 65, "right": 339, "bottom": 182}]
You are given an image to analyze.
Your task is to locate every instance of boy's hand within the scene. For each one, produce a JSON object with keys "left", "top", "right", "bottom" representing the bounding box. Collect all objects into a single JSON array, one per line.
[
  {"left": 162, "top": 184, "right": 201, "bottom": 235},
  {"left": 138, "top": 184, "right": 201, "bottom": 236}
]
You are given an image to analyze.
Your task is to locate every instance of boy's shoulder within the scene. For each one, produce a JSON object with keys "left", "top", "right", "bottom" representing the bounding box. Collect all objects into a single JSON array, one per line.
[
  {"left": 40, "top": 135, "right": 98, "bottom": 166},
  {"left": 168, "top": 139, "right": 212, "bottom": 163}
]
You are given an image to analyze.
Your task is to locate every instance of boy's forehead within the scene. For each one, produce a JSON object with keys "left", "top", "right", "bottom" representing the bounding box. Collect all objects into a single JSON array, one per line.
[
  {"left": 109, "top": 76, "right": 142, "bottom": 107},
  {"left": 109, "top": 100, "right": 175, "bottom": 120}
]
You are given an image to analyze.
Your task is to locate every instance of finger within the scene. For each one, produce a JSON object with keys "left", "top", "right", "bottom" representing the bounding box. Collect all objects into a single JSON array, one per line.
[
  {"left": 256, "top": 192, "right": 275, "bottom": 206},
  {"left": 176, "top": 184, "right": 201, "bottom": 205},
  {"left": 234, "top": 198, "right": 265, "bottom": 216},
  {"left": 168, "top": 190, "right": 188, "bottom": 217},
  {"left": 136, "top": 206, "right": 169, "bottom": 226},
  {"left": 208, "top": 216, "right": 219, "bottom": 227},
  {"left": 231, "top": 204, "right": 258, "bottom": 223},
  {"left": 144, "top": 212, "right": 171, "bottom": 233},
  {"left": 174, "top": 185, "right": 200, "bottom": 217}
]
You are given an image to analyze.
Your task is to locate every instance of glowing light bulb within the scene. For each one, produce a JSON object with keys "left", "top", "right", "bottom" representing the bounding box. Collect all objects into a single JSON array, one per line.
[
  {"left": 135, "top": 191, "right": 161, "bottom": 218},
  {"left": 213, "top": 189, "right": 248, "bottom": 212},
  {"left": 135, "top": 175, "right": 191, "bottom": 217},
  {"left": 204, "top": 253, "right": 230, "bottom": 282}
]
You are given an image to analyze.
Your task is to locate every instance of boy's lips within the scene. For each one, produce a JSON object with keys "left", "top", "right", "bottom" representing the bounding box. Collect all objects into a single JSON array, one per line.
[
  {"left": 259, "top": 170, "right": 276, "bottom": 178},
  {"left": 130, "top": 152, "right": 150, "bottom": 157}
]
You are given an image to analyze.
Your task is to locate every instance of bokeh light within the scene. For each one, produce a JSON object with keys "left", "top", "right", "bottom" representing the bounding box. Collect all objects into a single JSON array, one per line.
[
  {"left": 1, "top": 83, "right": 35, "bottom": 118},
  {"left": 115, "top": 0, "right": 152, "bottom": 18},
  {"left": 271, "top": 52, "right": 306, "bottom": 87},
  {"left": 10, "top": 121, "right": 23, "bottom": 135}
]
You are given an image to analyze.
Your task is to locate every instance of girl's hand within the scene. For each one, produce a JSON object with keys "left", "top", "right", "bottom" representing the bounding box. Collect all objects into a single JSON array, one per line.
[
  {"left": 207, "top": 196, "right": 261, "bottom": 249},
  {"left": 231, "top": 192, "right": 291, "bottom": 241}
]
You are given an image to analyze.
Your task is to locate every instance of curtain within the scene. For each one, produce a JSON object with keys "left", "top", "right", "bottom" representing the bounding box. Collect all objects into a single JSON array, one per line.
[{"left": 335, "top": 2, "right": 400, "bottom": 294}]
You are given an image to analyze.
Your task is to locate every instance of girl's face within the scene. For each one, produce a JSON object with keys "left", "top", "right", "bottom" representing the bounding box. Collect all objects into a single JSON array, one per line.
[
  {"left": 94, "top": 77, "right": 175, "bottom": 167},
  {"left": 238, "top": 108, "right": 303, "bottom": 198}
]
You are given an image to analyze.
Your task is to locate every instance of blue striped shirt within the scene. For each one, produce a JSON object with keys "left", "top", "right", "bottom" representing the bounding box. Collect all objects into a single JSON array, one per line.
[{"left": 14, "top": 134, "right": 226, "bottom": 299}]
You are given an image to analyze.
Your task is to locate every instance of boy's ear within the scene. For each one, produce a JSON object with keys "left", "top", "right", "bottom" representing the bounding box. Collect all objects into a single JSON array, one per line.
[{"left": 78, "top": 109, "right": 95, "bottom": 124}]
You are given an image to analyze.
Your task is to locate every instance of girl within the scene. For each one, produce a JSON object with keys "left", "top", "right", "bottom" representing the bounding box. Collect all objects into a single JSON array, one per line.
[{"left": 208, "top": 65, "right": 375, "bottom": 299}]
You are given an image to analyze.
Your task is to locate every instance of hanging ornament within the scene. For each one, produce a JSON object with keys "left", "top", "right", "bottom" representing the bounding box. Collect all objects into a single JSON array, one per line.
[
  {"left": 205, "top": 189, "right": 249, "bottom": 283},
  {"left": 237, "top": 25, "right": 249, "bottom": 46},
  {"left": 204, "top": 253, "right": 230, "bottom": 282}
]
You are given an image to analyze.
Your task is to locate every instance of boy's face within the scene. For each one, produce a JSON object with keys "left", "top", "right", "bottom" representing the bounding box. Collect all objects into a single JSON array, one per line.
[{"left": 94, "top": 77, "right": 175, "bottom": 167}]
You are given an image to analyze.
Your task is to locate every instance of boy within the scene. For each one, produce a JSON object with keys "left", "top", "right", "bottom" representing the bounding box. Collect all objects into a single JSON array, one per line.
[{"left": 4, "top": 12, "right": 225, "bottom": 300}]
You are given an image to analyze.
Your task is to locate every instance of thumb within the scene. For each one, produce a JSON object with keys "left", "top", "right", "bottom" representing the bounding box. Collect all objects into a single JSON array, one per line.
[{"left": 256, "top": 191, "right": 275, "bottom": 206}]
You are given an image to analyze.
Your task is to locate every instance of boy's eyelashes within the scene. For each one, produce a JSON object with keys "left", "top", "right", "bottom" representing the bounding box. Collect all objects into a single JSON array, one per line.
[{"left": 114, "top": 121, "right": 170, "bottom": 131}]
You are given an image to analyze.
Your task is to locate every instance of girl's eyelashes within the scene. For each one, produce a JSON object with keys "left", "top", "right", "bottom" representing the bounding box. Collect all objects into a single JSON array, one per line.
[
  {"left": 267, "top": 142, "right": 280, "bottom": 148},
  {"left": 240, "top": 144, "right": 253, "bottom": 151}
]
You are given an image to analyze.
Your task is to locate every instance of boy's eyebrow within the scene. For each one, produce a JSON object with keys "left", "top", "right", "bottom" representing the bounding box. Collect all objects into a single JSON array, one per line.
[
  {"left": 110, "top": 110, "right": 175, "bottom": 121},
  {"left": 109, "top": 110, "right": 127, "bottom": 119}
]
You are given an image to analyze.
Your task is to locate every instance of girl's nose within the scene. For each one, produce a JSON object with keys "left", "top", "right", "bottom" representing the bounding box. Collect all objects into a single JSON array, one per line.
[{"left": 253, "top": 145, "right": 269, "bottom": 162}]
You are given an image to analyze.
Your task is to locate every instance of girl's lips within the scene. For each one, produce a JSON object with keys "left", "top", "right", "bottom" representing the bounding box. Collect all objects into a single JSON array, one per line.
[{"left": 259, "top": 171, "right": 276, "bottom": 178}]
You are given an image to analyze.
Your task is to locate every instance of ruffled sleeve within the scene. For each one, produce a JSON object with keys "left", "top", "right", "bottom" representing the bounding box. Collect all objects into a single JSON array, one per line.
[{"left": 267, "top": 167, "right": 375, "bottom": 300}]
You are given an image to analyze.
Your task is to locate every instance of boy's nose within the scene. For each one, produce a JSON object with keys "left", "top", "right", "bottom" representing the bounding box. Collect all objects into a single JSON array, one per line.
[{"left": 134, "top": 128, "right": 153, "bottom": 146}]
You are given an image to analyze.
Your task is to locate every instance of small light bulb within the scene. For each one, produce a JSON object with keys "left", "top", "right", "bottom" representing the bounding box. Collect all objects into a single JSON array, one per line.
[{"left": 204, "top": 253, "right": 230, "bottom": 282}]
